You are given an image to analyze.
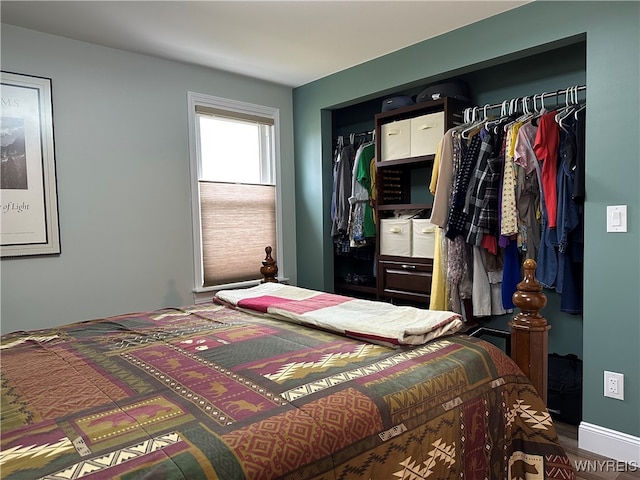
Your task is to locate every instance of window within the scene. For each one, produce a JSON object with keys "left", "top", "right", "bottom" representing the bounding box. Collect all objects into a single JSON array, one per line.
[{"left": 188, "top": 93, "right": 280, "bottom": 298}]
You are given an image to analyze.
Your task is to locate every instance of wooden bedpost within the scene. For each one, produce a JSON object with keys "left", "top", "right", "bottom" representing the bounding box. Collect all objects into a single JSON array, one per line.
[
  {"left": 260, "top": 246, "right": 279, "bottom": 283},
  {"left": 509, "top": 259, "right": 550, "bottom": 404}
]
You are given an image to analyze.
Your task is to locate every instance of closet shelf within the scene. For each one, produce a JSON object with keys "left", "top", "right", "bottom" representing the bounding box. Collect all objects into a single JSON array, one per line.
[
  {"left": 375, "top": 97, "right": 451, "bottom": 122},
  {"left": 374, "top": 97, "right": 468, "bottom": 305},
  {"left": 376, "top": 156, "right": 434, "bottom": 168},
  {"left": 376, "top": 203, "right": 433, "bottom": 211},
  {"left": 334, "top": 283, "right": 377, "bottom": 296}
]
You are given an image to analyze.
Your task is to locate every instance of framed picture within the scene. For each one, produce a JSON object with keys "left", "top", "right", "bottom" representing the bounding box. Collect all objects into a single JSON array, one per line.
[{"left": 1, "top": 71, "right": 60, "bottom": 257}]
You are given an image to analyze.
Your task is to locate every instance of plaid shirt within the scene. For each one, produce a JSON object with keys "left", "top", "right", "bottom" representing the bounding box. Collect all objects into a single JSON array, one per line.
[{"left": 465, "top": 130, "right": 504, "bottom": 246}]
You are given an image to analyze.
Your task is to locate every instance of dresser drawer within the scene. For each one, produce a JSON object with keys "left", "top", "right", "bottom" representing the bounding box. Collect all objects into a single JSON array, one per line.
[{"left": 378, "top": 260, "right": 433, "bottom": 303}]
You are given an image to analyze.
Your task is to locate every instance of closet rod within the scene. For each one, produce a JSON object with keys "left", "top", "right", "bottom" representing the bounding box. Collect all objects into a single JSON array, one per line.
[
  {"left": 349, "top": 130, "right": 375, "bottom": 137},
  {"left": 464, "top": 84, "right": 586, "bottom": 118},
  {"left": 334, "top": 130, "right": 375, "bottom": 144}
]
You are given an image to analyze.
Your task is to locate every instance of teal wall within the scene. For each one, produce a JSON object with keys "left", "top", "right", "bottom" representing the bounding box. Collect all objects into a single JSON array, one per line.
[
  {"left": 1, "top": 24, "right": 297, "bottom": 333},
  {"left": 293, "top": 2, "right": 639, "bottom": 437}
]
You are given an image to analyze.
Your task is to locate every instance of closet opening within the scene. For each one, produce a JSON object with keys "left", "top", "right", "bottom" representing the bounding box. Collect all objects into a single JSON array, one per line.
[{"left": 328, "top": 38, "right": 586, "bottom": 366}]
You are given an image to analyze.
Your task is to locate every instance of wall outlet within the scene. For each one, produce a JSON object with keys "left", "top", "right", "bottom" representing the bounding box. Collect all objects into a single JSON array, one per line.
[{"left": 604, "top": 371, "right": 624, "bottom": 400}]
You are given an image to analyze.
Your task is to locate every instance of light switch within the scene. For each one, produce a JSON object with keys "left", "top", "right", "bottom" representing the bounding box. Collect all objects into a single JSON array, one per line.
[
  {"left": 607, "top": 205, "right": 627, "bottom": 232},
  {"left": 612, "top": 211, "right": 621, "bottom": 227}
]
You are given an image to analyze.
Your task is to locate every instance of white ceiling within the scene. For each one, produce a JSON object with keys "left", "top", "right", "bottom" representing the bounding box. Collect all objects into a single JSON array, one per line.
[{"left": 1, "top": 1, "right": 529, "bottom": 88}]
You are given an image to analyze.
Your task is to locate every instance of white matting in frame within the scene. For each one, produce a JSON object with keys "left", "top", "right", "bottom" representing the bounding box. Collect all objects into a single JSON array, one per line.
[{"left": 1, "top": 71, "right": 60, "bottom": 257}]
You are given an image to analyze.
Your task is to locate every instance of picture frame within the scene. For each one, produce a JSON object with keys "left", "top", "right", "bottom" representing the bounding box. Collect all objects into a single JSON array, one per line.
[{"left": 1, "top": 71, "right": 60, "bottom": 257}]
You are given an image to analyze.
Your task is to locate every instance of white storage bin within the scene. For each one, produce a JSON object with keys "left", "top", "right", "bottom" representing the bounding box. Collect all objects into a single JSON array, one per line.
[
  {"left": 380, "top": 219, "right": 412, "bottom": 257},
  {"left": 411, "top": 219, "right": 437, "bottom": 258},
  {"left": 380, "top": 119, "right": 411, "bottom": 161},
  {"left": 410, "top": 112, "right": 445, "bottom": 157}
]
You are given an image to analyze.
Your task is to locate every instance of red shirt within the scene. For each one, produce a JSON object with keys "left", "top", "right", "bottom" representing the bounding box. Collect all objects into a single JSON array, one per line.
[{"left": 533, "top": 112, "right": 560, "bottom": 228}]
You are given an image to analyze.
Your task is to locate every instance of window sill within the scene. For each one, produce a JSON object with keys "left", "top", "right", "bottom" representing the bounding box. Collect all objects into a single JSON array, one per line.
[{"left": 193, "top": 278, "right": 289, "bottom": 304}]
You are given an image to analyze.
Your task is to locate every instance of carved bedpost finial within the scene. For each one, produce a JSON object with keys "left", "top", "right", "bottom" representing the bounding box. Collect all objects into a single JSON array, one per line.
[
  {"left": 511, "top": 258, "right": 547, "bottom": 326},
  {"left": 260, "top": 246, "right": 278, "bottom": 283},
  {"left": 508, "top": 258, "right": 550, "bottom": 404}
]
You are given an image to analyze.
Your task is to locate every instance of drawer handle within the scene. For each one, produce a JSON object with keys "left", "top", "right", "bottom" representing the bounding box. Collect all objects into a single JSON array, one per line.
[
  {"left": 386, "top": 129, "right": 401, "bottom": 136},
  {"left": 417, "top": 124, "right": 434, "bottom": 130},
  {"left": 389, "top": 227, "right": 403, "bottom": 233},
  {"left": 400, "top": 264, "right": 416, "bottom": 270}
]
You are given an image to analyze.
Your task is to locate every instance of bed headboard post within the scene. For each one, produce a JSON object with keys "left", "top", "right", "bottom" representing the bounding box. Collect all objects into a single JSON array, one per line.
[
  {"left": 508, "top": 259, "right": 550, "bottom": 404},
  {"left": 260, "top": 246, "right": 279, "bottom": 283}
]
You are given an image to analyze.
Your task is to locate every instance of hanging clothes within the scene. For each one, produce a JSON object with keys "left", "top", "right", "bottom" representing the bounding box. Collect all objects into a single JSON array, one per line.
[
  {"left": 429, "top": 87, "right": 586, "bottom": 318},
  {"left": 472, "top": 245, "right": 508, "bottom": 316},
  {"left": 498, "top": 119, "right": 539, "bottom": 308},
  {"left": 430, "top": 127, "right": 458, "bottom": 227},
  {"left": 534, "top": 111, "right": 560, "bottom": 229},
  {"left": 445, "top": 131, "right": 475, "bottom": 316},
  {"left": 369, "top": 155, "right": 377, "bottom": 225},
  {"left": 555, "top": 112, "right": 584, "bottom": 313},
  {"left": 572, "top": 108, "right": 586, "bottom": 203},
  {"left": 501, "top": 240, "right": 520, "bottom": 310},
  {"left": 331, "top": 142, "right": 356, "bottom": 238},
  {"left": 500, "top": 121, "right": 523, "bottom": 238},
  {"left": 514, "top": 120, "right": 542, "bottom": 260},
  {"left": 465, "top": 127, "right": 504, "bottom": 248},
  {"left": 528, "top": 106, "right": 585, "bottom": 312},
  {"left": 445, "top": 132, "right": 482, "bottom": 240},
  {"left": 465, "top": 128, "right": 510, "bottom": 317},
  {"left": 349, "top": 142, "right": 376, "bottom": 244},
  {"left": 429, "top": 139, "right": 449, "bottom": 311},
  {"left": 330, "top": 137, "right": 341, "bottom": 225}
]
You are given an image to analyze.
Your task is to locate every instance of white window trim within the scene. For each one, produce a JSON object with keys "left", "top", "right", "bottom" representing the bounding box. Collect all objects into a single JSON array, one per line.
[{"left": 187, "top": 92, "right": 284, "bottom": 302}]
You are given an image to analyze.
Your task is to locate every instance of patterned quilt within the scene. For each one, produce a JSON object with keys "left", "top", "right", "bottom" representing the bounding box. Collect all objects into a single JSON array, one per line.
[{"left": 1, "top": 302, "right": 575, "bottom": 479}]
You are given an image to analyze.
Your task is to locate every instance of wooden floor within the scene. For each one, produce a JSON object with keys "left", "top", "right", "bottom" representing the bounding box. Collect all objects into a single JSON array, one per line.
[{"left": 555, "top": 421, "right": 640, "bottom": 479}]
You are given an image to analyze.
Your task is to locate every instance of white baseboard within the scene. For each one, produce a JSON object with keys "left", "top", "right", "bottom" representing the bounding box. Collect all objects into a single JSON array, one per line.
[{"left": 578, "top": 421, "right": 640, "bottom": 465}]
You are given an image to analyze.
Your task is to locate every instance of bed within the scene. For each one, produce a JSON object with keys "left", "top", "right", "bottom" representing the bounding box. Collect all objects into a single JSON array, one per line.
[{"left": 1, "top": 250, "right": 574, "bottom": 479}]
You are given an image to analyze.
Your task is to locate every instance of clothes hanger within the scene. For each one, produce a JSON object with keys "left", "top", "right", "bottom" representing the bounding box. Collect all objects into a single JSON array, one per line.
[
  {"left": 517, "top": 96, "right": 535, "bottom": 123},
  {"left": 539, "top": 92, "right": 548, "bottom": 114},
  {"left": 531, "top": 93, "right": 542, "bottom": 116},
  {"left": 525, "top": 94, "right": 540, "bottom": 124},
  {"left": 554, "top": 88, "right": 573, "bottom": 130},
  {"left": 555, "top": 87, "right": 576, "bottom": 123},
  {"left": 463, "top": 107, "right": 472, "bottom": 124},
  {"left": 530, "top": 92, "right": 548, "bottom": 125},
  {"left": 334, "top": 136, "right": 344, "bottom": 164},
  {"left": 483, "top": 100, "right": 509, "bottom": 132},
  {"left": 481, "top": 104, "right": 492, "bottom": 126},
  {"left": 568, "top": 85, "right": 586, "bottom": 118},
  {"left": 556, "top": 86, "right": 582, "bottom": 131},
  {"left": 461, "top": 106, "right": 484, "bottom": 139},
  {"left": 503, "top": 97, "right": 532, "bottom": 132},
  {"left": 491, "top": 98, "right": 517, "bottom": 134}
]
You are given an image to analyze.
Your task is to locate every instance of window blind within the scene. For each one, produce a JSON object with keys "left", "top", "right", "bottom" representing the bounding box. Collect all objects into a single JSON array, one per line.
[
  {"left": 195, "top": 105, "right": 275, "bottom": 126},
  {"left": 199, "top": 181, "right": 276, "bottom": 287}
]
